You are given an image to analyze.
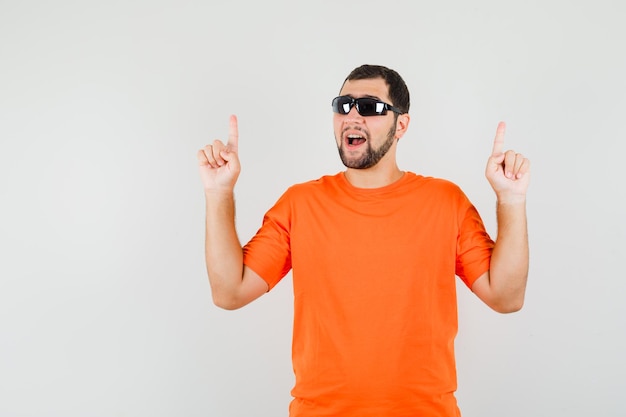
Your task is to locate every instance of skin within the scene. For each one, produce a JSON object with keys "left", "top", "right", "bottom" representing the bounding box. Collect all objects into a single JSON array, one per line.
[
  {"left": 197, "top": 115, "right": 268, "bottom": 310},
  {"left": 333, "top": 78, "right": 410, "bottom": 189},
  {"left": 473, "top": 122, "right": 530, "bottom": 312},
  {"left": 197, "top": 78, "right": 530, "bottom": 313}
]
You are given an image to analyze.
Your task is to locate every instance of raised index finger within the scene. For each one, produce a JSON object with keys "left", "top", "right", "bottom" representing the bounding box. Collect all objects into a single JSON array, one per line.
[
  {"left": 491, "top": 121, "right": 506, "bottom": 156},
  {"left": 227, "top": 114, "right": 239, "bottom": 152}
]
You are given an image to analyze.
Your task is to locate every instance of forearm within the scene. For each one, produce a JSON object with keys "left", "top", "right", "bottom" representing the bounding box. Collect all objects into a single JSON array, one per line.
[
  {"left": 204, "top": 190, "right": 245, "bottom": 306},
  {"left": 488, "top": 199, "right": 529, "bottom": 311}
]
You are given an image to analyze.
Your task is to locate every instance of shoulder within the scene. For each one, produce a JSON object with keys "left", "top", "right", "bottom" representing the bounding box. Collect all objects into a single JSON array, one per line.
[
  {"left": 404, "top": 172, "right": 465, "bottom": 195},
  {"left": 283, "top": 173, "right": 344, "bottom": 197},
  {"left": 265, "top": 174, "right": 342, "bottom": 212},
  {"left": 399, "top": 173, "right": 475, "bottom": 214}
]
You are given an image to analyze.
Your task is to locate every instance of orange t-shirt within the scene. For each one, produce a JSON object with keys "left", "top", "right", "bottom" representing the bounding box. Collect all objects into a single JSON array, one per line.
[{"left": 243, "top": 172, "right": 494, "bottom": 417}]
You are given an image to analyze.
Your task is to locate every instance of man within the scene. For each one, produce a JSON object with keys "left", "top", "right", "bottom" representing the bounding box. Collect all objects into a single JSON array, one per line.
[{"left": 197, "top": 64, "right": 529, "bottom": 417}]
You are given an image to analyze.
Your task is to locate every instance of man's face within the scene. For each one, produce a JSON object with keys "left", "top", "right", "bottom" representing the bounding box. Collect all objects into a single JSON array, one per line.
[{"left": 333, "top": 78, "right": 399, "bottom": 170}]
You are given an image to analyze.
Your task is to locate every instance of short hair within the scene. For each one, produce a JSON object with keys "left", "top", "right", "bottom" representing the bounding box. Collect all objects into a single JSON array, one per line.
[{"left": 343, "top": 64, "right": 410, "bottom": 114}]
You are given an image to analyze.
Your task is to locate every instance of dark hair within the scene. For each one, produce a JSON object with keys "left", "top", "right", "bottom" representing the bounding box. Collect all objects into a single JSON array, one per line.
[{"left": 343, "top": 64, "right": 410, "bottom": 114}]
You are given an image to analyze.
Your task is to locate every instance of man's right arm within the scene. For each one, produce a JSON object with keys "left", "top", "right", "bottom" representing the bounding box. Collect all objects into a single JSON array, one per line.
[{"left": 198, "top": 115, "right": 268, "bottom": 310}]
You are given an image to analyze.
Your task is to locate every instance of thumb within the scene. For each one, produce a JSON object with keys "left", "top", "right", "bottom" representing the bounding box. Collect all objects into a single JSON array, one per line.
[
  {"left": 220, "top": 148, "right": 241, "bottom": 170},
  {"left": 220, "top": 148, "right": 236, "bottom": 160},
  {"left": 486, "top": 153, "right": 505, "bottom": 177},
  {"left": 489, "top": 152, "right": 505, "bottom": 165}
]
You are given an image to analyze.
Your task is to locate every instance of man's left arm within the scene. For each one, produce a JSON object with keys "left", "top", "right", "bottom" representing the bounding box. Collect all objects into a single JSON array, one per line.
[{"left": 472, "top": 122, "right": 530, "bottom": 313}]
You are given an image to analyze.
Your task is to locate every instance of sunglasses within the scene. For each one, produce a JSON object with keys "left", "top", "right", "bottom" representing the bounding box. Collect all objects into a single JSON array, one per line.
[{"left": 332, "top": 95, "right": 403, "bottom": 116}]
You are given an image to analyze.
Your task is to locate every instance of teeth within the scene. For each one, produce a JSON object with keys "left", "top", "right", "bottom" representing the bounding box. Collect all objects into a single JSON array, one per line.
[{"left": 347, "top": 134, "right": 363, "bottom": 138}]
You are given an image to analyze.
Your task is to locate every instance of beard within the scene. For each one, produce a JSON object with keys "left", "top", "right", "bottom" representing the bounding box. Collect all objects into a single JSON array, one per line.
[{"left": 337, "top": 124, "right": 397, "bottom": 169}]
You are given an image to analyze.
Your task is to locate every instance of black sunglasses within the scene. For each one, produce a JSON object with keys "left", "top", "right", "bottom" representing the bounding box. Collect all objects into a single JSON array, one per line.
[{"left": 332, "top": 95, "right": 403, "bottom": 116}]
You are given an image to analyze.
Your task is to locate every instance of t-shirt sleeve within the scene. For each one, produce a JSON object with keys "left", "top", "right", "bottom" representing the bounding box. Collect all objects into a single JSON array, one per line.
[
  {"left": 455, "top": 200, "right": 495, "bottom": 288},
  {"left": 242, "top": 191, "right": 292, "bottom": 290}
]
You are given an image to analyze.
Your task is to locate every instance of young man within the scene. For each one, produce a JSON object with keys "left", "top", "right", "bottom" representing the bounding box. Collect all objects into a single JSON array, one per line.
[{"left": 197, "top": 65, "right": 530, "bottom": 417}]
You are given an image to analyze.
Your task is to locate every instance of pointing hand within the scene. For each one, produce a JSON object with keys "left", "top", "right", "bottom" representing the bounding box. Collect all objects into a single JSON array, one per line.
[
  {"left": 197, "top": 115, "right": 241, "bottom": 193},
  {"left": 485, "top": 122, "right": 530, "bottom": 203}
]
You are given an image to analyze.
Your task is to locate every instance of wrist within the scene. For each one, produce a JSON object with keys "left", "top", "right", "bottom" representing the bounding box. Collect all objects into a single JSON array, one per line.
[
  {"left": 204, "top": 188, "right": 235, "bottom": 200},
  {"left": 496, "top": 194, "right": 526, "bottom": 206}
]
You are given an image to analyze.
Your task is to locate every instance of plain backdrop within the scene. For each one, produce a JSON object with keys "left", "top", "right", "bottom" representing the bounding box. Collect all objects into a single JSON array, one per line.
[{"left": 1, "top": 1, "right": 625, "bottom": 416}]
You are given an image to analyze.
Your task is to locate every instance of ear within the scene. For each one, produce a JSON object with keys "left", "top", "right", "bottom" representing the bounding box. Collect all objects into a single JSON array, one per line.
[{"left": 394, "top": 113, "right": 411, "bottom": 140}]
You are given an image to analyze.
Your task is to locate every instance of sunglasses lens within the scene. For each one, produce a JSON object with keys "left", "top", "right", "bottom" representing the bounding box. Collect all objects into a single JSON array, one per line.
[{"left": 332, "top": 96, "right": 353, "bottom": 114}]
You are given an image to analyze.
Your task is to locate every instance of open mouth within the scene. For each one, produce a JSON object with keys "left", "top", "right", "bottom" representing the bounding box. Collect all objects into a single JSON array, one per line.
[{"left": 346, "top": 133, "right": 366, "bottom": 147}]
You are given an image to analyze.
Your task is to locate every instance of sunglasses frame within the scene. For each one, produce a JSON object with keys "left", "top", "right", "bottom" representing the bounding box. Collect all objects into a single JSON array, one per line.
[{"left": 332, "top": 95, "right": 404, "bottom": 116}]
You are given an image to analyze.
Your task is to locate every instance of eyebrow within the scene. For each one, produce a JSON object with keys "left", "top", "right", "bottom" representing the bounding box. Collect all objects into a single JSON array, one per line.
[{"left": 345, "top": 94, "right": 383, "bottom": 101}]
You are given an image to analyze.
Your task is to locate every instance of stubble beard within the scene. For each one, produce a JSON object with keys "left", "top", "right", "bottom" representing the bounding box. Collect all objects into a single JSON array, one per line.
[{"left": 337, "top": 124, "right": 397, "bottom": 169}]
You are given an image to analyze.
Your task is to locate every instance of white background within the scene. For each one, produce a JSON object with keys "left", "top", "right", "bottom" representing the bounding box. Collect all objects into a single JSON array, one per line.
[{"left": 1, "top": 1, "right": 625, "bottom": 416}]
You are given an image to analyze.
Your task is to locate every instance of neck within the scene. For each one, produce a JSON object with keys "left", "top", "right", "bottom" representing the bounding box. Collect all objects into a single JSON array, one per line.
[{"left": 344, "top": 164, "right": 404, "bottom": 189}]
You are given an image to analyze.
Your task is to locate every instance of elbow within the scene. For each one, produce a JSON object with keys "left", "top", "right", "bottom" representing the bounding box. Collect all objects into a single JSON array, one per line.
[
  {"left": 213, "top": 300, "right": 238, "bottom": 310},
  {"left": 211, "top": 291, "right": 245, "bottom": 311},
  {"left": 478, "top": 270, "right": 528, "bottom": 314},
  {"left": 494, "top": 304, "right": 523, "bottom": 314},
  {"left": 491, "top": 297, "right": 525, "bottom": 314}
]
